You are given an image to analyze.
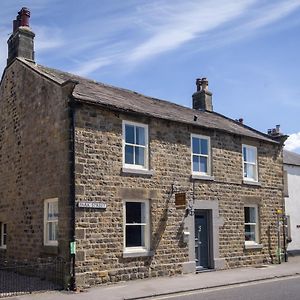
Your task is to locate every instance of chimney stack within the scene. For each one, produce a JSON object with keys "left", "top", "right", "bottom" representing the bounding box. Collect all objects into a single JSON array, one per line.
[
  {"left": 192, "top": 77, "right": 213, "bottom": 111},
  {"left": 268, "top": 125, "right": 282, "bottom": 137},
  {"left": 7, "top": 7, "right": 35, "bottom": 65}
]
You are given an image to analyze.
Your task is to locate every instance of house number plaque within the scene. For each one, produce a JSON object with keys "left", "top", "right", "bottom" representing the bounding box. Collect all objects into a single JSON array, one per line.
[{"left": 78, "top": 201, "right": 107, "bottom": 209}]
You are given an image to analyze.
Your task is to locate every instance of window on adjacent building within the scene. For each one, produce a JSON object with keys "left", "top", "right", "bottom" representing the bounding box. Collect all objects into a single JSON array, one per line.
[
  {"left": 124, "top": 200, "right": 150, "bottom": 254},
  {"left": 191, "top": 134, "right": 211, "bottom": 176},
  {"left": 244, "top": 205, "right": 259, "bottom": 245},
  {"left": 0, "top": 223, "right": 7, "bottom": 249},
  {"left": 123, "top": 121, "right": 148, "bottom": 170},
  {"left": 44, "top": 198, "right": 58, "bottom": 246},
  {"left": 242, "top": 145, "right": 258, "bottom": 181}
]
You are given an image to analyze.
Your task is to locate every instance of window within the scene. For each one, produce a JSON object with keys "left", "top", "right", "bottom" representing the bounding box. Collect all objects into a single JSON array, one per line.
[
  {"left": 191, "top": 134, "right": 211, "bottom": 176},
  {"left": 123, "top": 121, "right": 148, "bottom": 170},
  {"left": 123, "top": 200, "right": 150, "bottom": 254},
  {"left": 244, "top": 205, "right": 259, "bottom": 245},
  {"left": 44, "top": 198, "right": 58, "bottom": 246},
  {"left": 242, "top": 145, "right": 258, "bottom": 181},
  {"left": 0, "top": 223, "right": 7, "bottom": 249}
]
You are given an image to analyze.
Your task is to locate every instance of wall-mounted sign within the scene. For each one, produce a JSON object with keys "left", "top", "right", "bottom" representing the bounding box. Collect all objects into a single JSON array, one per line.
[
  {"left": 175, "top": 193, "right": 186, "bottom": 209},
  {"left": 70, "top": 241, "right": 76, "bottom": 255},
  {"left": 78, "top": 201, "right": 107, "bottom": 209}
]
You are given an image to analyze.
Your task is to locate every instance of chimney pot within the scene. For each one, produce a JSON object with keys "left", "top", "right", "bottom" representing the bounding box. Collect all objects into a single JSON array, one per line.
[
  {"left": 19, "top": 7, "right": 31, "bottom": 27},
  {"left": 200, "top": 77, "right": 208, "bottom": 91},
  {"left": 196, "top": 78, "right": 201, "bottom": 91}
]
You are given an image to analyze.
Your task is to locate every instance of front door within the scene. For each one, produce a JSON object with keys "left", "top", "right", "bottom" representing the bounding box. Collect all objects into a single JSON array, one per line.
[{"left": 195, "top": 210, "right": 210, "bottom": 269}]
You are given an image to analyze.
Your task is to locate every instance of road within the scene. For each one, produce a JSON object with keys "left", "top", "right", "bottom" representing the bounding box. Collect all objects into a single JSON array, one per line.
[{"left": 143, "top": 276, "right": 300, "bottom": 300}]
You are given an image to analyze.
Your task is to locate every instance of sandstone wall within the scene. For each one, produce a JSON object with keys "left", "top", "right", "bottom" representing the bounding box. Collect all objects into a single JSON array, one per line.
[
  {"left": 0, "top": 61, "right": 71, "bottom": 261},
  {"left": 73, "top": 104, "right": 284, "bottom": 286}
]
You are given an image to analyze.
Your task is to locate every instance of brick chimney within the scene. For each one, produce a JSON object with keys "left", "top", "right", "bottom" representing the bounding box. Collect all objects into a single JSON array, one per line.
[
  {"left": 7, "top": 7, "right": 35, "bottom": 65},
  {"left": 192, "top": 78, "right": 213, "bottom": 111}
]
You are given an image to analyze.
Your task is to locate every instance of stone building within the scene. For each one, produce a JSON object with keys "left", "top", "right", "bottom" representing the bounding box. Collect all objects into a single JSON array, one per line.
[
  {"left": 0, "top": 8, "right": 287, "bottom": 288},
  {"left": 283, "top": 150, "right": 300, "bottom": 255}
]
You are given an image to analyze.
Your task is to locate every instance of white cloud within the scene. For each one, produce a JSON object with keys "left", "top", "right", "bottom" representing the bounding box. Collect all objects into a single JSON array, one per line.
[
  {"left": 34, "top": 26, "right": 65, "bottom": 52},
  {"left": 84, "top": 0, "right": 300, "bottom": 73},
  {"left": 1, "top": 0, "right": 300, "bottom": 77},
  {"left": 127, "top": 0, "right": 255, "bottom": 62},
  {"left": 245, "top": 0, "right": 300, "bottom": 30},
  {"left": 285, "top": 132, "right": 300, "bottom": 152},
  {"left": 70, "top": 56, "right": 114, "bottom": 77}
]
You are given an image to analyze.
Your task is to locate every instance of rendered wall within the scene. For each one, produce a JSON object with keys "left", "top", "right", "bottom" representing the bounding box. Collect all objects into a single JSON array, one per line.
[{"left": 284, "top": 164, "right": 300, "bottom": 252}]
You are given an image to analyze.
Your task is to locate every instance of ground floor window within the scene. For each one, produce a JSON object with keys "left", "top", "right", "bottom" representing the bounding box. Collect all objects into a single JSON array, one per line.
[
  {"left": 44, "top": 198, "right": 58, "bottom": 246},
  {"left": 124, "top": 200, "right": 150, "bottom": 253},
  {"left": 0, "top": 222, "right": 7, "bottom": 249},
  {"left": 244, "top": 204, "right": 259, "bottom": 245}
]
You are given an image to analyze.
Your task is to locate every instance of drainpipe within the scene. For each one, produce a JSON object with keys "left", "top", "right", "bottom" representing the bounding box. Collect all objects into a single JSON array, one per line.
[
  {"left": 69, "top": 99, "right": 76, "bottom": 290},
  {"left": 62, "top": 79, "right": 78, "bottom": 291}
]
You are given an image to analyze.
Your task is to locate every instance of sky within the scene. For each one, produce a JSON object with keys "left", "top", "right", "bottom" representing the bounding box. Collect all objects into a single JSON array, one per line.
[{"left": 1, "top": 0, "right": 300, "bottom": 153}]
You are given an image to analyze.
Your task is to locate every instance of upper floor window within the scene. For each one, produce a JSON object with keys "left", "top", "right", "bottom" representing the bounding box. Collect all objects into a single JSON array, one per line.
[
  {"left": 242, "top": 145, "right": 258, "bottom": 182},
  {"left": 0, "top": 222, "right": 7, "bottom": 249},
  {"left": 44, "top": 198, "right": 58, "bottom": 246},
  {"left": 191, "top": 134, "right": 211, "bottom": 176},
  {"left": 244, "top": 204, "right": 259, "bottom": 245},
  {"left": 123, "top": 121, "right": 148, "bottom": 170}
]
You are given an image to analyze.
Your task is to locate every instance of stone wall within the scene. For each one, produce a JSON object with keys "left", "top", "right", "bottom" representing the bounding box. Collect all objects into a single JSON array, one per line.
[
  {"left": 0, "top": 60, "right": 71, "bottom": 262},
  {"left": 74, "top": 104, "right": 284, "bottom": 287}
]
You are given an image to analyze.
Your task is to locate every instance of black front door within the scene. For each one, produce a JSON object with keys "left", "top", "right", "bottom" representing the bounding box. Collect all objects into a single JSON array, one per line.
[{"left": 195, "top": 210, "right": 210, "bottom": 269}]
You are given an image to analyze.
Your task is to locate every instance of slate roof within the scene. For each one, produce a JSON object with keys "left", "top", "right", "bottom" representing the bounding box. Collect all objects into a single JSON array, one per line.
[
  {"left": 283, "top": 150, "right": 300, "bottom": 166},
  {"left": 18, "top": 58, "right": 278, "bottom": 144}
]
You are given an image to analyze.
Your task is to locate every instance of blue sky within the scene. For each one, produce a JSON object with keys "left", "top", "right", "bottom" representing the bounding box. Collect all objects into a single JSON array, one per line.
[{"left": 1, "top": 0, "right": 300, "bottom": 153}]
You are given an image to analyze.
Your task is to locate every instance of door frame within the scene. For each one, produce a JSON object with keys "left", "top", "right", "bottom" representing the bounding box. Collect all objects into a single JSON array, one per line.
[{"left": 182, "top": 199, "right": 225, "bottom": 274}]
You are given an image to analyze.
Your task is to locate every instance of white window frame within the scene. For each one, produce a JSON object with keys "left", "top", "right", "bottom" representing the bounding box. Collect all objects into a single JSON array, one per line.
[
  {"left": 122, "top": 121, "right": 149, "bottom": 170},
  {"left": 0, "top": 222, "right": 7, "bottom": 249},
  {"left": 244, "top": 204, "right": 259, "bottom": 246},
  {"left": 191, "top": 134, "right": 211, "bottom": 176},
  {"left": 44, "top": 198, "right": 58, "bottom": 246},
  {"left": 242, "top": 144, "right": 258, "bottom": 182},
  {"left": 123, "top": 199, "right": 150, "bottom": 255}
]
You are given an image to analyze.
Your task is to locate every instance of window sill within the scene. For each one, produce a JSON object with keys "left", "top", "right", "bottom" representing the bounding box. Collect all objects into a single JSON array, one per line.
[
  {"left": 121, "top": 168, "right": 154, "bottom": 177},
  {"left": 123, "top": 250, "right": 153, "bottom": 258},
  {"left": 243, "top": 180, "right": 261, "bottom": 186},
  {"left": 191, "top": 174, "right": 214, "bottom": 181},
  {"left": 42, "top": 245, "right": 58, "bottom": 255},
  {"left": 244, "top": 243, "right": 263, "bottom": 250},
  {"left": 0, "top": 247, "right": 7, "bottom": 251}
]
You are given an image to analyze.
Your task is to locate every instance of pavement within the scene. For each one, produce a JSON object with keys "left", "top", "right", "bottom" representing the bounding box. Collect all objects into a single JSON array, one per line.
[{"left": 10, "top": 256, "right": 300, "bottom": 300}]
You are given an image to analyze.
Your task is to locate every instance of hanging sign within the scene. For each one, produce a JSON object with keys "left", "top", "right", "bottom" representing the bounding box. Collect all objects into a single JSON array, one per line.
[
  {"left": 77, "top": 201, "right": 107, "bottom": 209},
  {"left": 175, "top": 193, "right": 186, "bottom": 209}
]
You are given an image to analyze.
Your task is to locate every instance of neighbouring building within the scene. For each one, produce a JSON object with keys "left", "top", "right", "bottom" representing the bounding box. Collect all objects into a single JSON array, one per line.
[
  {"left": 284, "top": 149, "right": 300, "bottom": 255},
  {"left": 0, "top": 8, "right": 287, "bottom": 288}
]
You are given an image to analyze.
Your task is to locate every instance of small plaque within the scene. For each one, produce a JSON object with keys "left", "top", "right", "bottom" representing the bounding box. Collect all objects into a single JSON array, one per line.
[
  {"left": 78, "top": 201, "right": 107, "bottom": 209},
  {"left": 175, "top": 193, "right": 186, "bottom": 209},
  {"left": 70, "top": 241, "right": 76, "bottom": 255}
]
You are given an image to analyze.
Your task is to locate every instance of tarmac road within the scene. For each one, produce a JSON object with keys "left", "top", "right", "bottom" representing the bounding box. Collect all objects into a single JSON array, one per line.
[{"left": 144, "top": 276, "right": 300, "bottom": 300}]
